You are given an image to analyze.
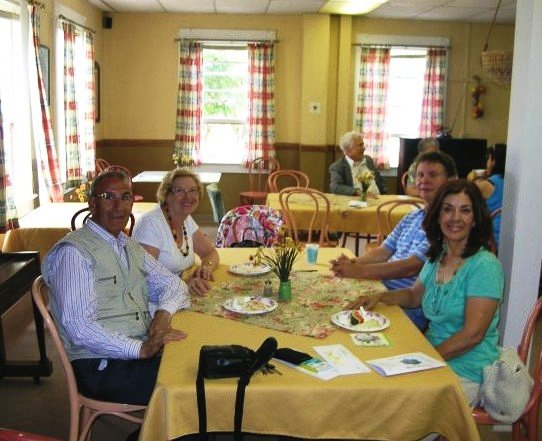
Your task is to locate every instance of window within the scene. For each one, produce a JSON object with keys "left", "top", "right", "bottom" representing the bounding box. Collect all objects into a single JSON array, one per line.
[
  {"left": 55, "top": 11, "right": 95, "bottom": 184},
  {"left": 0, "top": 8, "right": 34, "bottom": 215},
  {"left": 383, "top": 47, "right": 427, "bottom": 168},
  {"left": 354, "top": 35, "right": 448, "bottom": 168},
  {"left": 200, "top": 46, "right": 249, "bottom": 164}
]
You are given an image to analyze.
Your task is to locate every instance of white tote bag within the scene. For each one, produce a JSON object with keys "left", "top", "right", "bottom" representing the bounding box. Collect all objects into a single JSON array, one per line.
[{"left": 479, "top": 347, "right": 534, "bottom": 424}]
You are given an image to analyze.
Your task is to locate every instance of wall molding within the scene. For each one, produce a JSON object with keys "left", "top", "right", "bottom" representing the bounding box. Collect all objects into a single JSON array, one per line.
[{"left": 97, "top": 139, "right": 337, "bottom": 152}]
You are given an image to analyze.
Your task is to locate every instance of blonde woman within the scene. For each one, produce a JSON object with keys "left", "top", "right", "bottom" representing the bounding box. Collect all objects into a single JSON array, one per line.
[{"left": 132, "top": 168, "right": 219, "bottom": 296}]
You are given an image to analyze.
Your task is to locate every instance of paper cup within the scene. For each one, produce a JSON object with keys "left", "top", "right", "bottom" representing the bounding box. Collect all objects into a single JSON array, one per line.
[
  {"left": 306, "top": 243, "right": 319, "bottom": 265},
  {"left": 473, "top": 169, "right": 486, "bottom": 178}
]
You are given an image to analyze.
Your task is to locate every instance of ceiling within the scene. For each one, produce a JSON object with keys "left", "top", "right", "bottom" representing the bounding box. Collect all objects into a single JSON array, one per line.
[{"left": 88, "top": 0, "right": 516, "bottom": 24}]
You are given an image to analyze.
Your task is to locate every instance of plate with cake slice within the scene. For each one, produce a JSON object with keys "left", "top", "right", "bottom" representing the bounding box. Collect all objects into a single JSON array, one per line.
[{"left": 331, "top": 309, "right": 390, "bottom": 332}]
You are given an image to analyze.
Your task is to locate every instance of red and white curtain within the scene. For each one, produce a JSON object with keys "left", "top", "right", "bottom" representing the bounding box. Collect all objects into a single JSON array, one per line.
[
  {"left": 0, "top": 98, "right": 19, "bottom": 233},
  {"left": 28, "top": 3, "right": 63, "bottom": 202},
  {"left": 354, "top": 46, "right": 391, "bottom": 166},
  {"left": 61, "top": 19, "right": 96, "bottom": 185},
  {"left": 173, "top": 40, "right": 202, "bottom": 166},
  {"left": 62, "top": 21, "right": 81, "bottom": 186},
  {"left": 245, "top": 42, "right": 276, "bottom": 166},
  {"left": 419, "top": 48, "right": 447, "bottom": 137}
]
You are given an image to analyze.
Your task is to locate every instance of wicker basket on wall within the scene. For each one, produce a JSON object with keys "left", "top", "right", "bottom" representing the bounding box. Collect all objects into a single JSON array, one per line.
[
  {"left": 481, "top": 49, "right": 513, "bottom": 86},
  {"left": 480, "top": 0, "right": 513, "bottom": 87}
]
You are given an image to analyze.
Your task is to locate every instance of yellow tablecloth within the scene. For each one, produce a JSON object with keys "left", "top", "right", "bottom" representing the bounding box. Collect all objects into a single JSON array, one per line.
[
  {"left": 266, "top": 193, "right": 422, "bottom": 234},
  {"left": 140, "top": 248, "right": 479, "bottom": 441}
]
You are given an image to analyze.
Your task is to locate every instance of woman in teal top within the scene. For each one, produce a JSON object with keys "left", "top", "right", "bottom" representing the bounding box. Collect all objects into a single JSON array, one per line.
[{"left": 348, "top": 180, "right": 504, "bottom": 405}]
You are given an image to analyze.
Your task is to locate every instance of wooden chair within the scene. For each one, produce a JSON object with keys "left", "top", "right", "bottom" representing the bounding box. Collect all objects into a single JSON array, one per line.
[
  {"left": 400, "top": 171, "right": 409, "bottom": 194},
  {"left": 278, "top": 187, "right": 333, "bottom": 247},
  {"left": 71, "top": 207, "right": 135, "bottom": 236},
  {"left": 372, "top": 197, "right": 425, "bottom": 247},
  {"left": 267, "top": 170, "right": 309, "bottom": 192},
  {"left": 95, "top": 158, "right": 110, "bottom": 174},
  {"left": 239, "top": 157, "right": 280, "bottom": 205},
  {"left": 104, "top": 165, "right": 143, "bottom": 202},
  {"left": 31, "top": 276, "right": 146, "bottom": 441},
  {"left": 472, "top": 296, "right": 542, "bottom": 441}
]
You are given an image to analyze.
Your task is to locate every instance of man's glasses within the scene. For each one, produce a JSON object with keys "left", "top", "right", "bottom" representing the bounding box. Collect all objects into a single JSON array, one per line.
[
  {"left": 170, "top": 187, "right": 199, "bottom": 196},
  {"left": 94, "top": 192, "right": 134, "bottom": 203}
]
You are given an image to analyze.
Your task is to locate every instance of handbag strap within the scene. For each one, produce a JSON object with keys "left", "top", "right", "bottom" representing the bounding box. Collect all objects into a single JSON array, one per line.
[{"left": 196, "top": 337, "right": 278, "bottom": 441}]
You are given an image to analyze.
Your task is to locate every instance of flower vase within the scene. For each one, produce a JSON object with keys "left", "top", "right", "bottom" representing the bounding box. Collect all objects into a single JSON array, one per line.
[
  {"left": 360, "top": 189, "right": 368, "bottom": 202},
  {"left": 278, "top": 280, "right": 292, "bottom": 301}
]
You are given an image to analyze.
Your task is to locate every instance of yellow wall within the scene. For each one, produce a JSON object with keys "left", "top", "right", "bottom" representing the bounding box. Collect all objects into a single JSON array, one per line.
[{"left": 99, "top": 12, "right": 513, "bottom": 149}]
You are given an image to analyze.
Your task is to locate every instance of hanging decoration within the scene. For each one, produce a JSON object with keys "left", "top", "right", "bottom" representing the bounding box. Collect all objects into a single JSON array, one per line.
[
  {"left": 471, "top": 76, "right": 486, "bottom": 119},
  {"left": 480, "top": 0, "right": 513, "bottom": 87}
]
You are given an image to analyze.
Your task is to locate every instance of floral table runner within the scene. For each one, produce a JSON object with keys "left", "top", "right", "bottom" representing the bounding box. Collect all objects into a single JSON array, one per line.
[{"left": 190, "top": 272, "right": 384, "bottom": 339}]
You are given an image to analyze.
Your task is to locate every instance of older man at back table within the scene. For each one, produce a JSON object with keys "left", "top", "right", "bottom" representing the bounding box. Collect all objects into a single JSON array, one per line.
[
  {"left": 42, "top": 170, "right": 190, "bottom": 406},
  {"left": 329, "top": 131, "right": 387, "bottom": 196},
  {"left": 331, "top": 151, "right": 457, "bottom": 331}
]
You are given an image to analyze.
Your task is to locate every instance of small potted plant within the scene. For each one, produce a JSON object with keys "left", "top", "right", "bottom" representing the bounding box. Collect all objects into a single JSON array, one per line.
[{"left": 257, "top": 236, "right": 300, "bottom": 301}]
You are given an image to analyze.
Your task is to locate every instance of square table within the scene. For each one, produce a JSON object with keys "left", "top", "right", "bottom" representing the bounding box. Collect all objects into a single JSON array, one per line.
[{"left": 140, "top": 248, "right": 479, "bottom": 441}]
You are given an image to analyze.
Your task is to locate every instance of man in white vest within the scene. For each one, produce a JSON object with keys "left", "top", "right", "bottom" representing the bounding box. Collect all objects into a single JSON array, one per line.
[{"left": 43, "top": 170, "right": 190, "bottom": 405}]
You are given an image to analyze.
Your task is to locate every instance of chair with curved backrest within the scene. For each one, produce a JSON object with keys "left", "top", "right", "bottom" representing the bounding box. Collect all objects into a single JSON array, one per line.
[
  {"left": 31, "top": 276, "right": 146, "bottom": 441},
  {"left": 104, "top": 165, "right": 143, "bottom": 202},
  {"left": 472, "top": 296, "right": 542, "bottom": 441},
  {"left": 71, "top": 207, "right": 135, "bottom": 236},
  {"left": 400, "top": 171, "right": 409, "bottom": 194},
  {"left": 215, "top": 205, "right": 283, "bottom": 248},
  {"left": 206, "top": 183, "right": 225, "bottom": 225},
  {"left": 278, "top": 187, "right": 332, "bottom": 247},
  {"left": 95, "top": 158, "right": 110, "bottom": 174},
  {"left": 372, "top": 197, "right": 425, "bottom": 247},
  {"left": 239, "top": 157, "right": 280, "bottom": 205},
  {"left": 267, "top": 170, "right": 310, "bottom": 193}
]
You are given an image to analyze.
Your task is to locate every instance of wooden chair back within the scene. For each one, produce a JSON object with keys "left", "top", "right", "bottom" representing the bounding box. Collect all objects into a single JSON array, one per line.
[
  {"left": 239, "top": 157, "right": 281, "bottom": 205},
  {"left": 374, "top": 198, "right": 424, "bottom": 245},
  {"left": 472, "top": 297, "right": 542, "bottom": 441},
  {"left": 31, "top": 276, "right": 146, "bottom": 441},
  {"left": 95, "top": 158, "right": 110, "bottom": 174},
  {"left": 278, "top": 187, "right": 331, "bottom": 247},
  {"left": 247, "top": 157, "right": 280, "bottom": 193},
  {"left": 71, "top": 207, "right": 135, "bottom": 236},
  {"left": 103, "top": 165, "right": 144, "bottom": 201},
  {"left": 268, "top": 170, "right": 310, "bottom": 192}
]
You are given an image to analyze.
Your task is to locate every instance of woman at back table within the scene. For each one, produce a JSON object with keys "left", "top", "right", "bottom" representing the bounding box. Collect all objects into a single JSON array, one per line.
[
  {"left": 348, "top": 180, "right": 504, "bottom": 405},
  {"left": 467, "top": 143, "right": 506, "bottom": 247},
  {"left": 132, "top": 168, "right": 219, "bottom": 296}
]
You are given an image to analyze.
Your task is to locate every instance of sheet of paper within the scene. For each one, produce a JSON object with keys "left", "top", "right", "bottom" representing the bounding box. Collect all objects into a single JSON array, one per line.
[{"left": 313, "top": 344, "right": 370, "bottom": 375}]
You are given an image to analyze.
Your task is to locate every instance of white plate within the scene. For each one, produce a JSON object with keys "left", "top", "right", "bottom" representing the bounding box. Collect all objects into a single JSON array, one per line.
[
  {"left": 331, "top": 310, "right": 390, "bottom": 332},
  {"left": 228, "top": 263, "right": 272, "bottom": 276},
  {"left": 223, "top": 296, "right": 278, "bottom": 315}
]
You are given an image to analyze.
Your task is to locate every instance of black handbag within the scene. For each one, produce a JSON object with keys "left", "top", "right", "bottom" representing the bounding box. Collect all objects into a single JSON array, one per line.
[
  {"left": 196, "top": 337, "right": 278, "bottom": 441},
  {"left": 199, "top": 345, "right": 255, "bottom": 379}
]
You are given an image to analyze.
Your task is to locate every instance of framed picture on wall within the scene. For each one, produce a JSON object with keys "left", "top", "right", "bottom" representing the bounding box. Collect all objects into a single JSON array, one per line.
[
  {"left": 39, "top": 45, "right": 50, "bottom": 103},
  {"left": 93, "top": 61, "right": 100, "bottom": 123}
]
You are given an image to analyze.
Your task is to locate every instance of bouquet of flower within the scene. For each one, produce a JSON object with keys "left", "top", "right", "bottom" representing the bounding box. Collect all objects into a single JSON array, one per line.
[
  {"left": 256, "top": 237, "right": 301, "bottom": 282},
  {"left": 356, "top": 170, "right": 374, "bottom": 192},
  {"left": 75, "top": 182, "right": 90, "bottom": 202}
]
